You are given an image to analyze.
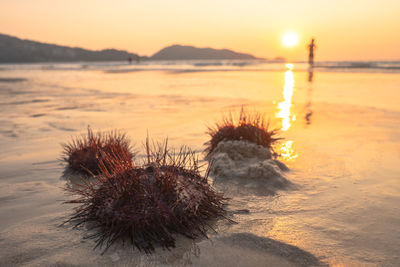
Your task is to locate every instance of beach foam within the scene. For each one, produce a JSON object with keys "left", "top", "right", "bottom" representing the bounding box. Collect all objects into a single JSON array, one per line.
[{"left": 208, "top": 140, "right": 290, "bottom": 194}]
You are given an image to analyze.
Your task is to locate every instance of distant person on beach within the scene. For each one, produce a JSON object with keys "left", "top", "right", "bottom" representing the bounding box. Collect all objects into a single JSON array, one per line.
[
  {"left": 308, "top": 38, "right": 316, "bottom": 66},
  {"left": 128, "top": 57, "right": 132, "bottom": 64}
]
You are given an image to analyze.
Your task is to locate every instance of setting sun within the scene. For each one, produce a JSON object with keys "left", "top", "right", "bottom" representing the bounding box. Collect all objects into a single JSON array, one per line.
[{"left": 282, "top": 31, "right": 299, "bottom": 48}]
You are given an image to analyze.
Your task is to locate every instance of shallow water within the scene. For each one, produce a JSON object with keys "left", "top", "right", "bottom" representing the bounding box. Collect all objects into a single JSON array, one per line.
[{"left": 0, "top": 61, "right": 399, "bottom": 266}]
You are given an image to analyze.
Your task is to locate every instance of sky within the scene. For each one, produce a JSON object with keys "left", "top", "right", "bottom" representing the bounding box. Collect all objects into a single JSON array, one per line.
[{"left": 1, "top": 0, "right": 399, "bottom": 61}]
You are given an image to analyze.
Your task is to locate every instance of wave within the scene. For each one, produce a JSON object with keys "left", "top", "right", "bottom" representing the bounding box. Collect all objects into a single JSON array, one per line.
[
  {"left": 0, "top": 77, "right": 27, "bottom": 83},
  {"left": 315, "top": 61, "right": 400, "bottom": 72},
  {"left": 1, "top": 60, "right": 399, "bottom": 73}
]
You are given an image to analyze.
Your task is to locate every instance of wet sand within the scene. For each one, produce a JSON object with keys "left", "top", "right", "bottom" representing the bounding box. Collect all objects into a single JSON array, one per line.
[{"left": 0, "top": 61, "right": 399, "bottom": 266}]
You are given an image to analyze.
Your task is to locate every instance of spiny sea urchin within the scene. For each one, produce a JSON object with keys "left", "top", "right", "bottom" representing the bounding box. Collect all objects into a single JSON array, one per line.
[
  {"left": 64, "top": 139, "right": 227, "bottom": 254},
  {"left": 62, "top": 127, "right": 134, "bottom": 175},
  {"left": 205, "top": 108, "right": 281, "bottom": 158}
]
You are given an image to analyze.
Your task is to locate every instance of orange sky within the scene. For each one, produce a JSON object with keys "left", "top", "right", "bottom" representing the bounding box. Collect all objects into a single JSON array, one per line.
[{"left": 1, "top": 0, "right": 399, "bottom": 60}]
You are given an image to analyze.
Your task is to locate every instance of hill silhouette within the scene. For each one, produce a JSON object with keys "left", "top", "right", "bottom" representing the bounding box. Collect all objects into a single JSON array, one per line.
[
  {"left": 0, "top": 33, "right": 260, "bottom": 63},
  {"left": 0, "top": 33, "right": 141, "bottom": 63},
  {"left": 151, "top": 44, "right": 258, "bottom": 60}
]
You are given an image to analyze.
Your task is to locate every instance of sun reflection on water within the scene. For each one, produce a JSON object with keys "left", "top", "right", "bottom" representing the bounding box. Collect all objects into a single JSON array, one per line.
[
  {"left": 285, "top": 63, "right": 294, "bottom": 70},
  {"left": 275, "top": 63, "right": 298, "bottom": 161},
  {"left": 278, "top": 140, "right": 298, "bottom": 161},
  {"left": 276, "top": 64, "right": 296, "bottom": 131}
]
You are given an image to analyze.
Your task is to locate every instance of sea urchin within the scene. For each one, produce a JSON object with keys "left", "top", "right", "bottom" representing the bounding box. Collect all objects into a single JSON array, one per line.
[
  {"left": 62, "top": 127, "right": 134, "bottom": 175},
  {"left": 64, "top": 139, "right": 227, "bottom": 253},
  {"left": 205, "top": 108, "right": 281, "bottom": 158}
]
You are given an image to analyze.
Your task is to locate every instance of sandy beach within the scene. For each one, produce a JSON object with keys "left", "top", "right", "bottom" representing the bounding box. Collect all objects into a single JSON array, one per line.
[{"left": 0, "top": 61, "right": 399, "bottom": 266}]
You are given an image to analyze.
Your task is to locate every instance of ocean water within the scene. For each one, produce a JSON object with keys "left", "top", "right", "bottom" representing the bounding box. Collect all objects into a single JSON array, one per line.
[{"left": 0, "top": 61, "right": 399, "bottom": 266}]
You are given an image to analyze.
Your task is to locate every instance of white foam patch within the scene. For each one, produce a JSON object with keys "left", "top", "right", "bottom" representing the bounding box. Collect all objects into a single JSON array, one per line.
[{"left": 208, "top": 140, "right": 290, "bottom": 192}]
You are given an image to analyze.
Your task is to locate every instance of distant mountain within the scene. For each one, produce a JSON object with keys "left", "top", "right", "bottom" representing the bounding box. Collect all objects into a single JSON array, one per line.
[
  {"left": 0, "top": 33, "right": 261, "bottom": 63},
  {"left": 0, "top": 33, "right": 142, "bottom": 63},
  {"left": 150, "top": 45, "right": 259, "bottom": 60}
]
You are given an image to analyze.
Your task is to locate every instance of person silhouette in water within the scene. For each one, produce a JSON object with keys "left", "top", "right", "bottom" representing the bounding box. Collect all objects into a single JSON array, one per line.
[{"left": 308, "top": 38, "right": 316, "bottom": 66}]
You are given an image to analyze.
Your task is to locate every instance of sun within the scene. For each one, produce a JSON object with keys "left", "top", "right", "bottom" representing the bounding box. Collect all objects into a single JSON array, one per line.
[{"left": 282, "top": 31, "right": 299, "bottom": 48}]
